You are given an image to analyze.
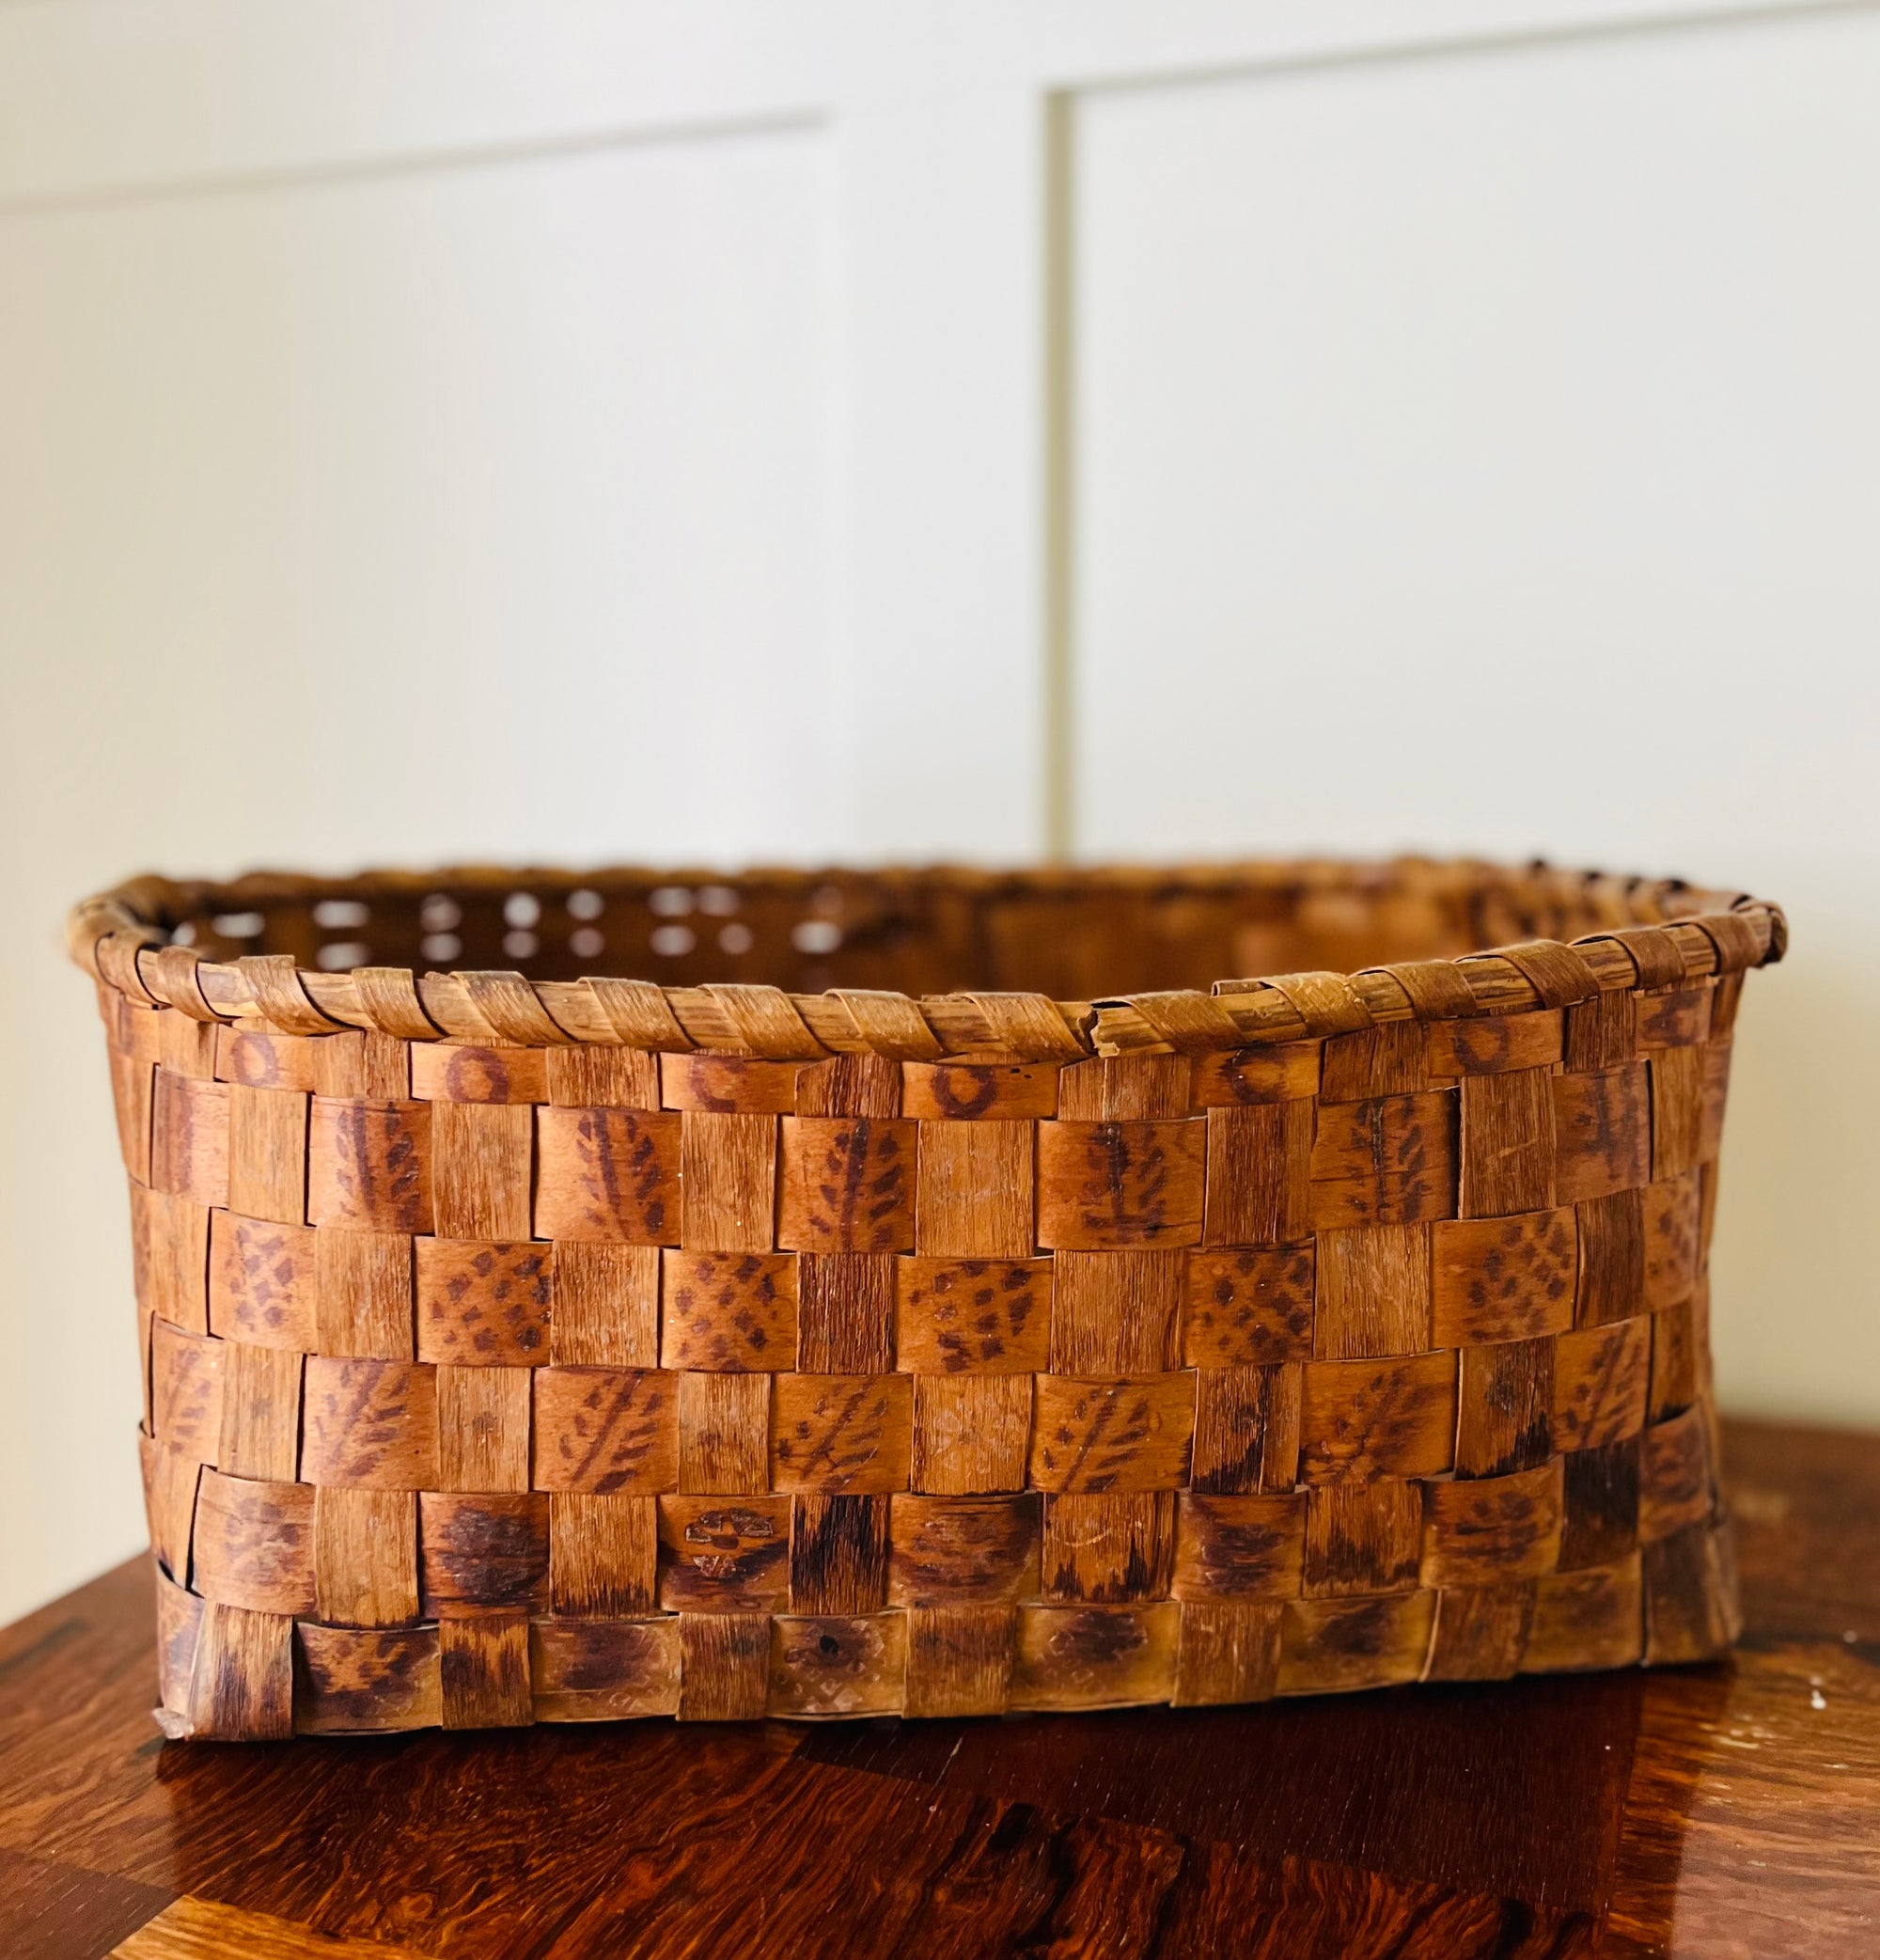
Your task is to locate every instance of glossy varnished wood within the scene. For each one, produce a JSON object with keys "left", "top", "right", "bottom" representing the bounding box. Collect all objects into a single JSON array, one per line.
[{"left": 2, "top": 1419, "right": 1875, "bottom": 1957}]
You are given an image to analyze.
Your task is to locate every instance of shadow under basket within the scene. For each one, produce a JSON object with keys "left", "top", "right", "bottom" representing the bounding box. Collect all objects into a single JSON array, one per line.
[{"left": 67, "top": 857, "right": 1784, "bottom": 1740}]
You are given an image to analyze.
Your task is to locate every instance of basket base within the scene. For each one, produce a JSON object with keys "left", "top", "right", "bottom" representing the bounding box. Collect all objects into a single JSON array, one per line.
[{"left": 149, "top": 1515, "right": 1739, "bottom": 1740}]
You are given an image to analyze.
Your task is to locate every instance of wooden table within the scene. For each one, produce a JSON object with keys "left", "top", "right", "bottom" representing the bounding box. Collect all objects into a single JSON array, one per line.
[{"left": 3, "top": 1419, "right": 1876, "bottom": 1959}]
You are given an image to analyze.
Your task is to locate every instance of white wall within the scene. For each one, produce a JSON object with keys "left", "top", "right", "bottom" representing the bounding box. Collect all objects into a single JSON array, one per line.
[{"left": 3, "top": 0, "right": 1876, "bottom": 1623}]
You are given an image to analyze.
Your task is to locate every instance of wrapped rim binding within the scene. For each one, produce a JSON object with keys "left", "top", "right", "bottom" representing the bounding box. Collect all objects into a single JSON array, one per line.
[{"left": 69, "top": 858, "right": 1784, "bottom": 1058}]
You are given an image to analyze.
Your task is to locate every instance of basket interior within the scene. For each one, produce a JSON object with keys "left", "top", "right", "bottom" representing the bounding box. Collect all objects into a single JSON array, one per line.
[{"left": 141, "top": 860, "right": 1690, "bottom": 1000}]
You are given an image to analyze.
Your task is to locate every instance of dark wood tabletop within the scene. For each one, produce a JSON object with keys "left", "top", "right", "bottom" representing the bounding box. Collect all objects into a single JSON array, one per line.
[{"left": 3, "top": 1418, "right": 1876, "bottom": 1960}]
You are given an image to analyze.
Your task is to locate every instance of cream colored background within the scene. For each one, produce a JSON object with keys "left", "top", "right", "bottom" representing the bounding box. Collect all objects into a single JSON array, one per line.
[{"left": 3, "top": 0, "right": 1876, "bottom": 1623}]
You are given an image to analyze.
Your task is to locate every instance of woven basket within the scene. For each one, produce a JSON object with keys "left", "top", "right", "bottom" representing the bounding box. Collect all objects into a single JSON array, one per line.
[{"left": 68, "top": 859, "right": 1782, "bottom": 1739}]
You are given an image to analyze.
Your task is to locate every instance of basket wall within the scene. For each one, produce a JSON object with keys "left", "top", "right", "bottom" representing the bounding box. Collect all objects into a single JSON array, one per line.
[{"left": 72, "top": 866, "right": 1778, "bottom": 1738}]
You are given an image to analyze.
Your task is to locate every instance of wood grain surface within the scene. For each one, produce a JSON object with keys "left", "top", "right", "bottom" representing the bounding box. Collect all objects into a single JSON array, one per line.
[{"left": 1, "top": 1419, "right": 1874, "bottom": 1957}]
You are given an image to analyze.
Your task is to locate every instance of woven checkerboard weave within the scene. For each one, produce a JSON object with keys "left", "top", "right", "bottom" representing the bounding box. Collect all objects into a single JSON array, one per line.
[{"left": 70, "top": 862, "right": 1781, "bottom": 1738}]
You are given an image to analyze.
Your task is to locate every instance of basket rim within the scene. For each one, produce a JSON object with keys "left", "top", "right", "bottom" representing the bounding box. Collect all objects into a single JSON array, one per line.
[{"left": 67, "top": 858, "right": 1785, "bottom": 1061}]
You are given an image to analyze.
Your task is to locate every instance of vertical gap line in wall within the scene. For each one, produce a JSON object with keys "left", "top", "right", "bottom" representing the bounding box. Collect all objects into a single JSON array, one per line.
[{"left": 1042, "top": 91, "right": 1076, "bottom": 866}]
